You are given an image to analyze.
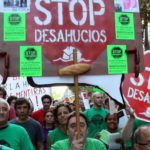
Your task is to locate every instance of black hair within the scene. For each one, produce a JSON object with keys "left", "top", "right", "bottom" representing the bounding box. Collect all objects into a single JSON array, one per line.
[
  {"left": 43, "top": 110, "right": 55, "bottom": 128},
  {"left": 41, "top": 94, "right": 52, "bottom": 104},
  {"left": 104, "top": 98, "right": 109, "bottom": 105},
  {"left": 7, "top": 96, "right": 17, "bottom": 105},
  {"left": 105, "top": 113, "right": 119, "bottom": 122},
  {"left": 0, "top": 87, "right": 7, "bottom": 98},
  {"left": 66, "top": 111, "right": 89, "bottom": 128},
  {"left": 53, "top": 103, "right": 72, "bottom": 122},
  {"left": 14, "top": 97, "right": 30, "bottom": 110}
]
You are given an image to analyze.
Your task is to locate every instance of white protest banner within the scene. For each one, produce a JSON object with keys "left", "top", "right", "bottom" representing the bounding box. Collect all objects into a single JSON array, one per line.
[
  {"left": 0, "top": 0, "right": 31, "bottom": 13},
  {"left": 114, "top": 0, "right": 139, "bottom": 13},
  {"left": 81, "top": 92, "right": 90, "bottom": 110},
  {"left": 0, "top": 76, "right": 51, "bottom": 111}
]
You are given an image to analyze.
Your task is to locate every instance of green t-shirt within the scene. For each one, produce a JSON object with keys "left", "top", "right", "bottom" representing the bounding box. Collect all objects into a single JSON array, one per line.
[
  {"left": 49, "top": 127, "right": 68, "bottom": 145},
  {"left": 1, "top": 145, "right": 14, "bottom": 150},
  {"left": 0, "top": 123, "right": 35, "bottom": 150},
  {"left": 131, "top": 119, "right": 149, "bottom": 150},
  {"left": 84, "top": 107, "right": 109, "bottom": 138},
  {"left": 124, "top": 139, "right": 131, "bottom": 148},
  {"left": 51, "top": 138, "right": 107, "bottom": 150}
]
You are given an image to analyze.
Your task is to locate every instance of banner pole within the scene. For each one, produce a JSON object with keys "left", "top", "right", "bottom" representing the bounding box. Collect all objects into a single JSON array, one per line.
[{"left": 73, "top": 49, "right": 80, "bottom": 139}]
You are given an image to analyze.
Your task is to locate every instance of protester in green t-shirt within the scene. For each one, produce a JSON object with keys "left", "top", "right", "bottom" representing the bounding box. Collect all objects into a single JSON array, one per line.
[
  {"left": 47, "top": 103, "right": 72, "bottom": 149},
  {"left": 84, "top": 92, "right": 109, "bottom": 138},
  {"left": 51, "top": 111, "right": 107, "bottom": 150},
  {"left": 95, "top": 113, "right": 127, "bottom": 150},
  {"left": 122, "top": 114, "right": 149, "bottom": 150},
  {"left": 0, "top": 98, "right": 35, "bottom": 150},
  {"left": 0, "top": 145, "right": 14, "bottom": 150}
]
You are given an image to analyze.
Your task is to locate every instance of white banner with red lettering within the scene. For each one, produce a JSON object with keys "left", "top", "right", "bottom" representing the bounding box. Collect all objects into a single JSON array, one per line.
[{"left": 0, "top": 76, "right": 51, "bottom": 111}]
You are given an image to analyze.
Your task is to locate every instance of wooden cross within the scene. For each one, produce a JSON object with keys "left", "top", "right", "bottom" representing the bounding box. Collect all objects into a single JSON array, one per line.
[{"left": 58, "top": 49, "right": 91, "bottom": 139}]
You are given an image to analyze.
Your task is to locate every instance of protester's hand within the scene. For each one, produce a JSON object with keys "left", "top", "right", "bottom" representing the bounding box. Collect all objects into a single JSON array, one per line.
[
  {"left": 94, "top": 132, "right": 100, "bottom": 139},
  {"left": 70, "top": 132, "right": 85, "bottom": 150},
  {"left": 125, "top": 105, "right": 135, "bottom": 119},
  {"left": 116, "top": 138, "right": 126, "bottom": 150},
  {"left": 115, "top": 138, "right": 124, "bottom": 145}
]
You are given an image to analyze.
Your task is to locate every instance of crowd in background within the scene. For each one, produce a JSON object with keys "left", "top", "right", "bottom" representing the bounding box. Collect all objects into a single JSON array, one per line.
[{"left": 0, "top": 86, "right": 150, "bottom": 150}]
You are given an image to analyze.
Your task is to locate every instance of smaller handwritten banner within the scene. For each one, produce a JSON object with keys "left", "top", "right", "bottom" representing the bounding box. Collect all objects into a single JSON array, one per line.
[{"left": 20, "top": 46, "right": 42, "bottom": 77}]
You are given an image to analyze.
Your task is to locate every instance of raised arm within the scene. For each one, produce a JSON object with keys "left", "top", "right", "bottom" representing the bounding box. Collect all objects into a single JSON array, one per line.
[{"left": 122, "top": 107, "right": 135, "bottom": 141}]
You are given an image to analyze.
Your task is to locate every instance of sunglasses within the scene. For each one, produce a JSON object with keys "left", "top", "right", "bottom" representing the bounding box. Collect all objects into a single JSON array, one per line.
[{"left": 138, "top": 142, "right": 150, "bottom": 148}]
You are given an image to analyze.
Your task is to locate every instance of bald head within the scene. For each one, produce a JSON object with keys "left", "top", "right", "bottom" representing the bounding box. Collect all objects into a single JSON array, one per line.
[
  {"left": 0, "top": 98, "right": 10, "bottom": 110},
  {"left": 92, "top": 92, "right": 104, "bottom": 109},
  {"left": 0, "top": 98, "right": 10, "bottom": 127},
  {"left": 134, "top": 124, "right": 150, "bottom": 150}
]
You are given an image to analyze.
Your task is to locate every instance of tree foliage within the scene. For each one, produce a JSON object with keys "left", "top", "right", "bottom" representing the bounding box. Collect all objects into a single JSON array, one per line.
[
  {"left": 68, "top": 85, "right": 93, "bottom": 98},
  {"left": 139, "top": 0, "right": 150, "bottom": 49},
  {"left": 139, "top": 0, "right": 150, "bottom": 27}
]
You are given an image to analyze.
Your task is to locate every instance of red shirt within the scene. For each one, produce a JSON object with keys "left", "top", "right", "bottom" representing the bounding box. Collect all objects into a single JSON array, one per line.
[
  {"left": 9, "top": 106, "right": 16, "bottom": 120},
  {"left": 32, "top": 109, "right": 45, "bottom": 125},
  {"left": 32, "top": 108, "right": 52, "bottom": 125}
]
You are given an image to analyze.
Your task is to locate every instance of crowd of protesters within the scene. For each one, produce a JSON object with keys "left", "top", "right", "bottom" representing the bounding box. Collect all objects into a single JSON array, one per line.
[{"left": 0, "top": 86, "right": 150, "bottom": 150}]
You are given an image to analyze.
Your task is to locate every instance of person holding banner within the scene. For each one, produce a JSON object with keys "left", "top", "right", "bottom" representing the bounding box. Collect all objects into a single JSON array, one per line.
[
  {"left": 122, "top": 107, "right": 149, "bottom": 150},
  {"left": 51, "top": 111, "right": 107, "bottom": 150},
  {"left": 84, "top": 92, "right": 109, "bottom": 138},
  {"left": 46, "top": 103, "right": 72, "bottom": 149}
]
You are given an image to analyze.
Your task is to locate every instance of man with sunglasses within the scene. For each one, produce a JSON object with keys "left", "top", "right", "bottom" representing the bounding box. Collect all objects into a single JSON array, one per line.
[{"left": 134, "top": 124, "right": 150, "bottom": 150}]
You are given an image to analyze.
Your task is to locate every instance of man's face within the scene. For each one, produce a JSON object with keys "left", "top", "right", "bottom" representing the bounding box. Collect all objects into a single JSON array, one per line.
[
  {"left": 42, "top": 98, "right": 51, "bottom": 111},
  {"left": 93, "top": 93, "right": 104, "bottom": 108},
  {"left": 135, "top": 127, "right": 150, "bottom": 150},
  {"left": 67, "top": 116, "right": 88, "bottom": 142},
  {"left": 0, "top": 101, "right": 9, "bottom": 127},
  {"left": 15, "top": 103, "right": 29, "bottom": 121}
]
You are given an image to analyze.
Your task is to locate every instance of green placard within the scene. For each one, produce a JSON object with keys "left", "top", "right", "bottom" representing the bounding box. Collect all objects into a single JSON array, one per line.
[
  {"left": 107, "top": 45, "right": 128, "bottom": 74},
  {"left": 115, "top": 12, "right": 135, "bottom": 40},
  {"left": 100, "top": 130, "right": 109, "bottom": 145},
  {"left": 4, "top": 13, "right": 26, "bottom": 41},
  {"left": 20, "top": 46, "right": 42, "bottom": 77}
]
